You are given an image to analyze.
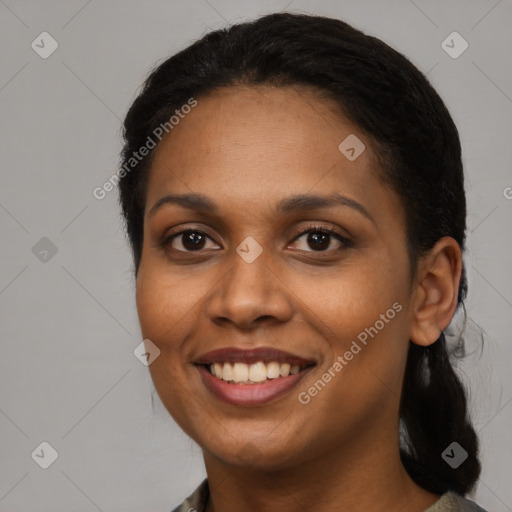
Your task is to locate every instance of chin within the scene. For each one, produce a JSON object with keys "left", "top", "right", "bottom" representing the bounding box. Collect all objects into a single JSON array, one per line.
[{"left": 203, "top": 436, "right": 308, "bottom": 472}]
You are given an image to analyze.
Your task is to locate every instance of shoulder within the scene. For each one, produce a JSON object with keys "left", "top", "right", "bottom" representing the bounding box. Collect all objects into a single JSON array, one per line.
[
  {"left": 168, "top": 482, "right": 490, "bottom": 512},
  {"left": 169, "top": 478, "right": 209, "bottom": 512},
  {"left": 424, "top": 490, "right": 489, "bottom": 512}
]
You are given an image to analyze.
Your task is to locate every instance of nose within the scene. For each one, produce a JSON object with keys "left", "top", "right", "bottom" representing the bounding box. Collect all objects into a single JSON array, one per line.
[{"left": 205, "top": 251, "right": 294, "bottom": 331}]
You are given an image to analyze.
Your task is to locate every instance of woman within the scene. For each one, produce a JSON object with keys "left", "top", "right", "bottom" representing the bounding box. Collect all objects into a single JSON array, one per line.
[{"left": 118, "top": 12, "right": 488, "bottom": 512}]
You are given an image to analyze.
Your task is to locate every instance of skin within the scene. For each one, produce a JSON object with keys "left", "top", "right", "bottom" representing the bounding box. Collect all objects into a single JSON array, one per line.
[{"left": 135, "top": 85, "right": 462, "bottom": 512}]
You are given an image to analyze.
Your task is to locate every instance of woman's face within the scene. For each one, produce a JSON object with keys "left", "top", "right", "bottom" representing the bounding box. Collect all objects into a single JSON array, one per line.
[{"left": 136, "top": 85, "right": 416, "bottom": 470}]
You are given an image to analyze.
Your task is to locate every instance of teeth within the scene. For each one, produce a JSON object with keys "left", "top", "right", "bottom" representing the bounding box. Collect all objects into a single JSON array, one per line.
[
  {"left": 208, "top": 360, "right": 310, "bottom": 383},
  {"left": 266, "top": 362, "right": 281, "bottom": 379},
  {"left": 249, "top": 361, "right": 267, "bottom": 382},
  {"left": 233, "top": 362, "right": 249, "bottom": 382},
  {"left": 222, "top": 362, "right": 234, "bottom": 381},
  {"left": 213, "top": 363, "right": 223, "bottom": 378}
]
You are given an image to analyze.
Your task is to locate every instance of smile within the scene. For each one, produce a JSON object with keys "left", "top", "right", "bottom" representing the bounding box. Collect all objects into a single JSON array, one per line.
[
  {"left": 207, "top": 360, "right": 312, "bottom": 383},
  {"left": 192, "top": 346, "right": 317, "bottom": 406}
]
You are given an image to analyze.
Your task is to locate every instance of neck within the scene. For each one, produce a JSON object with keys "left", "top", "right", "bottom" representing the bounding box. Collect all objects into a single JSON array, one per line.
[{"left": 202, "top": 425, "right": 440, "bottom": 512}]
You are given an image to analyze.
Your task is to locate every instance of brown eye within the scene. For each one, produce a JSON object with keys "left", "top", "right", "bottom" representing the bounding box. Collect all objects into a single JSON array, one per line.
[
  {"left": 165, "top": 230, "right": 218, "bottom": 252},
  {"left": 305, "top": 231, "right": 332, "bottom": 251},
  {"left": 291, "top": 227, "right": 349, "bottom": 252}
]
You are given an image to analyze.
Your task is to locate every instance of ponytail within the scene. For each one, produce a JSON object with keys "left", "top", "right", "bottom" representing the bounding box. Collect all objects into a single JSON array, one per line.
[{"left": 399, "top": 332, "right": 481, "bottom": 495}]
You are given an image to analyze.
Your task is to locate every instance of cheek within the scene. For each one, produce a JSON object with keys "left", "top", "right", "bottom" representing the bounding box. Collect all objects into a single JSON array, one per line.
[
  {"left": 135, "top": 266, "right": 206, "bottom": 432},
  {"left": 296, "top": 256, "right": 410, "bottom": 399},
  {"left": 135, "top": 261, "right": 205, "bottom": 345},
  {"left": 294, "top": 257, "right": 405, "bottom": 345}
]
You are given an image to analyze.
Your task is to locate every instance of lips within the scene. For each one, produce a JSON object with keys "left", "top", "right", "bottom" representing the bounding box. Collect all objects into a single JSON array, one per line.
[
  {"left": 192, "top": 347, "right": 316, "bottom": 366},
  {"left": 192, "top": 346, "right": 317, "bottom": 406}
]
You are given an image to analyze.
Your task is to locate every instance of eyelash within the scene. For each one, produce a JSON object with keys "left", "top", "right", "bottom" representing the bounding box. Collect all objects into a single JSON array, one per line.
[
  {"left": 290, "top": 223, "right": 353, "bottom": 250},
  {"left": 161, "top": 223, "right": 353, "bottom": 255}
]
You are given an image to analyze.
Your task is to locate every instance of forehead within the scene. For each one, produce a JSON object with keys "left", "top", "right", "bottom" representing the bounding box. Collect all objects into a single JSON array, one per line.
[{"left": 146, "top": 85, "right": 400, "bottom": 226}]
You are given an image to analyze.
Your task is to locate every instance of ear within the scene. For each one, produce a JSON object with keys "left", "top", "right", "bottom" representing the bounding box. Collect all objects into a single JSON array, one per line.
[{"left": 409, "top": 237, "right": 462, "bottom": 347}]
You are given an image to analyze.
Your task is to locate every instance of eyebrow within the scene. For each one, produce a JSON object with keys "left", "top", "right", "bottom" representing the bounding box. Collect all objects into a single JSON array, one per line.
[{"left": 148, "top": 192, "right": 375, "bottom": 224}]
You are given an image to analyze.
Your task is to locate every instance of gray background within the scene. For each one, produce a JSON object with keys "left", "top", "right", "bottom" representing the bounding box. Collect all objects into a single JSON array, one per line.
[{"left": 0, "top": 0, "right": 511, "bottom": 510}]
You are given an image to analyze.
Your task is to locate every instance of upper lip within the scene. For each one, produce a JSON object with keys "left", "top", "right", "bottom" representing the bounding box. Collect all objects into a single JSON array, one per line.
[{"left": 192, "top": 347, "right": 316, "bottom": 366}]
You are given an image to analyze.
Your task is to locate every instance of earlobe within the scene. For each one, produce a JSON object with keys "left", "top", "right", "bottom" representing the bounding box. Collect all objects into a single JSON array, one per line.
[{"left": 409, "top": 237, "right": 462, "bottom": 347}]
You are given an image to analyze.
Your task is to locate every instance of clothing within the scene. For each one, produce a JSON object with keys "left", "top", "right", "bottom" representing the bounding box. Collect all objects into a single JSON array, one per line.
[
  {"left": 424, "top": 491, "right": 488, "bottom": 512},
  {"left": 169, "top": 478, "right": 488, "bottom": 512}
]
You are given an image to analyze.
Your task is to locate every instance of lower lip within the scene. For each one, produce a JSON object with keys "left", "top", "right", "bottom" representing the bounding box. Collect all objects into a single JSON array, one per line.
[{"left": 196, "top": 365, "right": 315, "bottom": 406}]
